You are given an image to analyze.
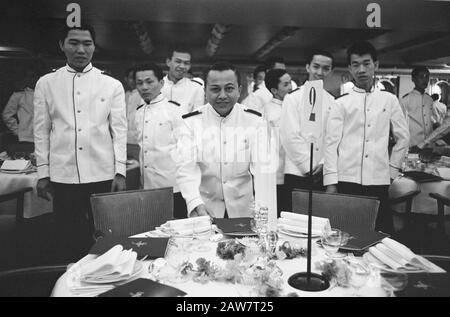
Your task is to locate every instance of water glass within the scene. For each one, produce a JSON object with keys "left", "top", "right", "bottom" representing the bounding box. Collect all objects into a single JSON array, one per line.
[
  {"left": 346, "top": 257, "right": 371, "bottom": 296},
  {"left": 322, "top": 228, "right": 344, "bottom": 258},
  {"left": 190, "top": 217, "right": 212, "bottom": 252}
]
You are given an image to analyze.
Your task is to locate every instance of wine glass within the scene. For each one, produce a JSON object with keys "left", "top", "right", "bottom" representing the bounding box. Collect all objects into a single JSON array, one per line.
[
  {"left": 378, "top": 268, "right": 408, "bottom": 297},
  {"left": 190, "top": 217, "right": 212, "bottom": 252},
  {"left": 322, "top": 228, "right": 345, "bottom": 258},
  {"left": 165, "top": 239, "right": 190, "bottom": 283},
  {"left": 345, "top": 257, "right": 371, "bottom": 296}
]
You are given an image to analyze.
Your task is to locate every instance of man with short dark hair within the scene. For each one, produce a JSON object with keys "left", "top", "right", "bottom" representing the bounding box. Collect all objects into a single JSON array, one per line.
[
  {"left": 34, "top": 25, "right": 127, "bottom": 258},
  {"left": 280, "top": 49, "right": 335, "bottom": 208},
  {"left": 400, "top": 66, "right": 435, "bottom": 148},
  {"left": 176, "top": 62, "right": 267, "bottom": 218},
  {"left": 323, "top": 41, "right": 409, "bottom": 234},
  {"left": 263, "top": 68, "right": 292, "bottom": 215},
  {"left": 161, "top": 48, "right": 204, "bottom": 114},
  {"left": 134, "top": 63, "right": 187, "bottom": 218}
]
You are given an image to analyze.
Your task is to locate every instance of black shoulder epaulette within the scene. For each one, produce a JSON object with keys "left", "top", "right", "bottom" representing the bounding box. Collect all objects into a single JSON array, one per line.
[
  {"left": 168, "top": 100, "right": 180, "bottom": 106},
  {"left": 380, "top": 89, "right": 394, "bottom": 95},
  {"left": 244, "top": 109, "right": 262, "bottom": 117},
  {"left": 288, "top": 87, "right": 300, "bottom": 94},
  {"left": 335, "top": 93, "right": 349, "bottom": 100},
  {"left": 136, "top": 104, "right": 145, "bottom": 111},
  {"left": 191, "top": 79, "right": 203, "bottom": 86},
  {"left": 182, "top": 110, "right": 202, "bottom": 119},
  {"left": 402, "top": 92, "right": 410, "bottom": 98}
]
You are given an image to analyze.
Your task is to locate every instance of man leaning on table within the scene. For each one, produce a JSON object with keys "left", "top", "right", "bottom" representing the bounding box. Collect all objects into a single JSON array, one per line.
[
  {"left": 175, "top": 62, "right": 268, "bottom": 218},
  {"left": 133, "top": 62, "right": 188, "bottom": 219},
  {"left": 33, "top": 25, "right": 127, "bottom": 257},
  {"left": 323, "top": 41, "right": 409, "bottom": 235}
]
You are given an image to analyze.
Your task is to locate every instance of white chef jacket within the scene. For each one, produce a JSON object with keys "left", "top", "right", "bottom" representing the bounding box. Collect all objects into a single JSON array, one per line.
[
  {"left": 263, "top": 98, "right": 285, "bottom": 184},
  {"left": 243, "top": 85, "right": 273, "bottom": 114},
  {"left": 323, "top": 86, "right": 409, "bottom": 186},
  {"left": 161, "top": 75, "right": 204, "bottom": 115},
  {"left": 432, "top": 100, "right": 447, "bottom": 126},
  {"left": 419, "top": 109, "right": 450, "bottom": 148},
  {"left": 135, "top": 94, "right": 184, "bottom": 192},
  {"left": 33, "top": 64, "right": 127, "bottom": 183},
  {"left": 126, "top": 89, "right": 141, "bottom": 145},
  {"left": 280, "top": 86, "right": 334, "bottom": 178},
  {"left": 175, "top": 103, "right": 267, "bottom": 218},
  {"left": 2, "top": 88, "right": 35, "bottom": 142},
  {"left": 400, "top": 89, "right": 434, "bottom": 147}
]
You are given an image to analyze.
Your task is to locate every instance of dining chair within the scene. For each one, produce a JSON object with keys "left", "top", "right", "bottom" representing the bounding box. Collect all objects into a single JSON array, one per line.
[
  {"left": 90, "top": 187, "right": 174, "bottom": 238},
  {"left": 0, "top": 187, "right": 33, "bottom": 223},
  {"left": 291, "top": 189, "right": 380, "bottom": 234},
  {"left": 0, "top": 264, "right": 68, "bottom": 297},
  {"left": 429, "top": 192, "right": 450, "bottom": 236}
]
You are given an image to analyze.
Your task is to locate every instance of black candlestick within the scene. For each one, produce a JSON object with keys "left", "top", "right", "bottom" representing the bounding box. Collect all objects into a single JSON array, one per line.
[{"left": 287, "top": 142, "right": 330, "bottom": 291}]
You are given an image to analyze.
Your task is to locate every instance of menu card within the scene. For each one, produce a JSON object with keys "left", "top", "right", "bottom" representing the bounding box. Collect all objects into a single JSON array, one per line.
[{"left": 98, "top": 278, "right": 186, "bottom": 297}]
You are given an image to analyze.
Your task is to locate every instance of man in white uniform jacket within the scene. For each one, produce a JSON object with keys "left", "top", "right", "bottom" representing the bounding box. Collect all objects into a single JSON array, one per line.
[
  {"left": 33, "top": 25, "right": 127, "bottom": 258},
  {"left": 134, "top": 63, "right": 187, "bottom": 219},
  {"left": 161, "top": 48, "right": 204, "bottom": 115},
  {"left": 176, "top": 62, "right": 267, "bottom": 218},
  {"left": 324, "top": 42, "right": 409, "bottom": 234},
  {"left": 280, "top": 50, "right": 335, "bottom": 212}
]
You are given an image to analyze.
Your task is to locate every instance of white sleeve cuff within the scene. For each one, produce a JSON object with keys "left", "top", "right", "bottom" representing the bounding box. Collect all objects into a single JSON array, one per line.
[
  {"left": 37, "top": 165, "right": 49, "bottom": 180},
  {"left": 187, "top": 197, "right": 204, "bottom": 215},
  {"left": 323, "top": 172, "right": 338, "bottom": 186}
]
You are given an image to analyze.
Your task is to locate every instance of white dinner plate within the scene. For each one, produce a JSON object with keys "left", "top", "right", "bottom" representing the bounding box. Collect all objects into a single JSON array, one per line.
[
  {"left": 81, "top": 260, "right": 144, "bottom": 284},
  {"left": 278, "top": 229, "right": 320, "bottom": 238}
]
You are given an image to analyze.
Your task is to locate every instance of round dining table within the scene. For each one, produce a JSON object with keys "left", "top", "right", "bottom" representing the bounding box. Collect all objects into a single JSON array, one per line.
[{"left": 51, "top": 232, "right": 389, "bottom": 297}]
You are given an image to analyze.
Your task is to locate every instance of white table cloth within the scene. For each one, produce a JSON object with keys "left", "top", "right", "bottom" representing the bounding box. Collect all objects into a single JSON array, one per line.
[{"left": 51, "top": 233, "right": 388, "bottom": 297}]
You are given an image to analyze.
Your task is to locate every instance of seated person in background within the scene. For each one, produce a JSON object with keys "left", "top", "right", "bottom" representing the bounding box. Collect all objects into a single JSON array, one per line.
[
  {"left": 134, "top": 63, "right": 187, "bottom": 219},
  {"left": 400, "top": 66, "right": 435, "bottom": 148},
  {"left": 431, "top": 93, "right": 447, "bottom": 127},
  {"left": 324, "top": 41, "right": 409, "bottom": 235},
  {"left": 176, "top": 62, "right": 267, "bottom": 218},
  {"left": 263, "top": 68, "right": 292, "bottom": 215},
  {"left": 2, "top": 69, "right": 37, "bottom": 152}
]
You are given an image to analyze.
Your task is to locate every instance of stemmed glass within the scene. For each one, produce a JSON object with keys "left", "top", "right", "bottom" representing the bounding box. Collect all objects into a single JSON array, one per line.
[
  {"left": 377, "top": 268, "right": 408, "bottom": 297},
  {"left": 322, "top": 228, "right": 348, "bottom": 258},
  {"left": 190, "top": 217, "right": 212, "bottom": 252},
  {"left": 345, "top": 257, "right": 371, "bottom": 296},
  {"left": 165, "top": 239, "right": 190, "bottom": 283}
]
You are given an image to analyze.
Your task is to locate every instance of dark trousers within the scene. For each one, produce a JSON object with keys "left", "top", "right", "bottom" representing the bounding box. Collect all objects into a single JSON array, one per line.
[
  {"left": 52, "top": 180, "right": 112, "bottom": 260},
  {"left": 337, "top": 182, "right": 394, "bottom": 235},
  {"left": 173, "top": 192, "right": 188, "bottom": 219},
  {"left": 284, "top": 173, "right": 325, "bottom": 212}
]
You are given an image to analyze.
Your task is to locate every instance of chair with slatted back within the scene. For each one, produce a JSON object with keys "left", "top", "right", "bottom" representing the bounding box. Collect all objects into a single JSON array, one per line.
[
  {"left": 429, "top": 193, "right": 450, "bottom": 236},
  {"left": 90, "top": 187, "right": 174, "bottom": 238},
  {"left": 291, "top": 189, "right": 380, "bottom": 234}
]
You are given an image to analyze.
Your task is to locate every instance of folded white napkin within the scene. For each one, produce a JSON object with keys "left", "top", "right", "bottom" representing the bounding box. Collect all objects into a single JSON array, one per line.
[
  {"left": 368, "top": 238, "right": 445, "bottom": 272},
  {"left": 277, "top": 212, "right": 330, "bottom": 236},
  {"left": 0, "top": 159, "right": 31, "bottom": 171},
  {"left": 437, "top": 167, "right": 450, "bottom": 180},
  {"left": 79, "top": 245, "right": 137, "bottom": 281},
  {"left": 159, "top": 216, "right": 211, "bottom": 236}
]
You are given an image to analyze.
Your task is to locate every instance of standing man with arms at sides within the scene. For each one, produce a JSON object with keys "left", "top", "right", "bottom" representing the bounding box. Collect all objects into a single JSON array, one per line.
[
  {"left": 263, "top": 68, "right": 292, "bottom": 215},
  {"left": 124, "top": 67, "right": 141, "bottom": 160},
  {"left": 134, "top": 63, "right": 187, "bottom": 219},
  {"left": 34, "top": 25, "right": 127, "bottom": 259},
  {"left": 280, "top": 50, "right": 335, "bottom": 211},
  {"left": 323, "top": 41, "right": 409, "bottom": 234},
  {"left": 400, "top": 66, "right": 435, "bottom": 150},
  {"left": 161, "top": 48, "right": 205, "bottom": 115},
  {"left": 176, "top": 62, "right": 267, "bottom": 218}
]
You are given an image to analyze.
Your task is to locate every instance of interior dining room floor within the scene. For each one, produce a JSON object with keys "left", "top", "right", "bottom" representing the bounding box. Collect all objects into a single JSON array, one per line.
[{"left": 0, "top": 212, "right": 449, "bottom": 271}]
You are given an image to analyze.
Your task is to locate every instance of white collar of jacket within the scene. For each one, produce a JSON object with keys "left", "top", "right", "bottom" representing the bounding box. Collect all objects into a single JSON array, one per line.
[
  {"left": 271, "top": 98, "right": 282, "bottom": 105},
  {"left": 352, "top": 85, "right": 376, "bottom": 94},
  {"left": 65, "top": 63, "right": 94, "bottom": 73},
  {"left": 207, "top": 102, "right": 238, "bottom": 118},
  {"left": 141, "top": 93, "right": 165, "bottom": 107},
  {"left": 164, "top": 74, "right": 186, "bottom": 86}
]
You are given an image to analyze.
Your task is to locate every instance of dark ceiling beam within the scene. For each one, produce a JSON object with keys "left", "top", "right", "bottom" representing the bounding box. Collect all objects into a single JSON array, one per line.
[
  {"left": 377, "top": 32, "right": 450, "bottom": 56},
  {"left": 400, "top": 37, "right": 450, "bottom": 64},
  {"left": 253, "top": 27, "right": 300, "bottom": 60}
]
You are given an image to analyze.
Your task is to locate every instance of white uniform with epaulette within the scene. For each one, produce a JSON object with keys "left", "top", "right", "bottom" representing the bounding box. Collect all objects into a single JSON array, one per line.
[
  {"left": 135, "top": 94, "right": 184, "bottom": 191},
  {"left": 400, "top": 89, "right": 435, "bottom": 147},
  {"left": 280, "top": 86, "right": 334, "bottom": 177},
  {"left": 161, "top": 75, "right": 204, "bottom": 115},
  {"left": 175, "top": 103, "right": 267, "bottom": 218},
  {"left": 33, "top": 64, "right": 127, "bottom": 183},
  {"left": 323, "top": 86, "right": 409, "bottom": 186}
]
